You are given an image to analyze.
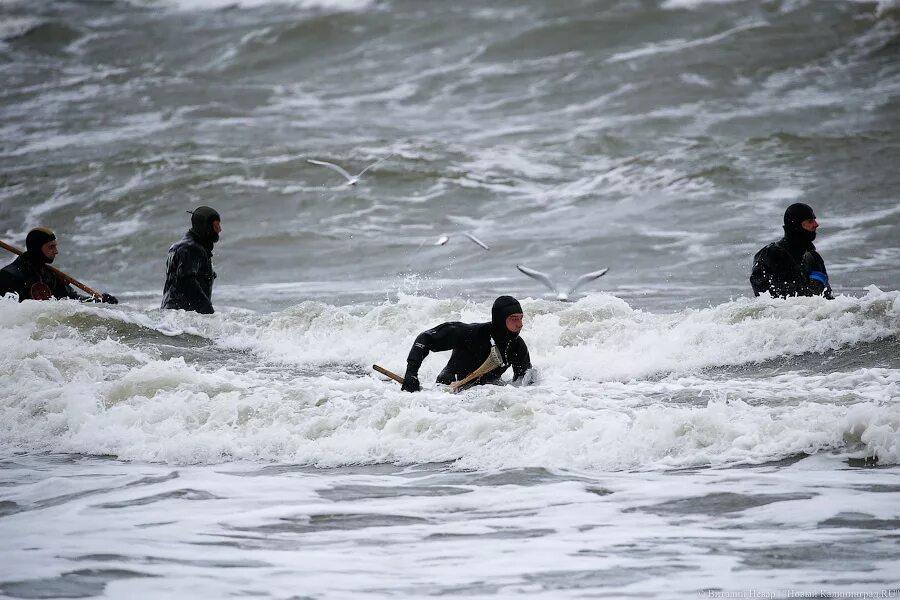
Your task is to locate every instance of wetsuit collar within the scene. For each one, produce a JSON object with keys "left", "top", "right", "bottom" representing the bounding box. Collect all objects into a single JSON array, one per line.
[{"left": 187, "top": 229, "right": 214, "bottom": 254}]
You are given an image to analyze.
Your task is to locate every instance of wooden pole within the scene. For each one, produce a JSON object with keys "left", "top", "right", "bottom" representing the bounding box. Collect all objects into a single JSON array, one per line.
[
  {"left": 0, "top": 240, "right": 103, "bottom": 300},
  {"left": 373, "top": 364, "right": 404, "bottom": 385}
]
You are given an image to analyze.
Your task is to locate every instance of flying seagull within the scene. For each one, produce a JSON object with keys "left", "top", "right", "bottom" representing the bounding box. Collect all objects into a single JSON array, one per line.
[
  {"left": 432, "top": 232, "right": 490, "bottom": 250},
  {"left": 306, "top": 154, "right": 393, "bottom": 186},
  {"left": 516, "top": 264, "right": 609, "bottom": 301},
  {"left": 463, "top": 232, "right": 490, "bottom": 250}
]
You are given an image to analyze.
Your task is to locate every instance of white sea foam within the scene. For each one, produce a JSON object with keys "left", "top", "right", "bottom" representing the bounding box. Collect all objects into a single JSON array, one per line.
[
  {"left": 0, "top": 16, "right": 42, "bottom": 41},
  {"left": 1, "top": 288, "right": 898, "bottom": 468},
  {"left": 69, "top": 213, "right": 146, "bottom": 244},
  {"left": 841, "top": 0, "right": 900, "bottom": 17},
  {"left": 607, "top": 21, "right": 767, "bottom": 63},
  {"left": 122, "top": 0, "right": 374, "bottom": 10},
  {"left": 661, "top": 0, "right": 743, "bottom": 8},
  {"left": 5, "top": 111, "right": 171, "bottom": 159},
  {"left": 200, "top": 175, "right": 271, "bottom": 189},
  {"left": 829, "top": 247, "right": 900, "bottom": 272}
]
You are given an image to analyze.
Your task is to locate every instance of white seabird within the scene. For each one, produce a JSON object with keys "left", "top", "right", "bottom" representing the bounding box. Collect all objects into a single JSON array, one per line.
[
  {"left": 431, "top": 233, "right": 490, "bottom": 250},
  {"left": 516, "top": 264, "right": 609, "bottom": 301},
  {"left": 462, "top": 232, "right": 490, "bottom": 251},
  {"left": 306, "top": 154, "right": 393, "bottom": 186}
]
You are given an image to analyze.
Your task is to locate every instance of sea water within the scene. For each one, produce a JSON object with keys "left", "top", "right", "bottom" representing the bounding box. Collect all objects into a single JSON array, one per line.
[{"left": 1, "top": 0, "right": 899, "bottom": 597}]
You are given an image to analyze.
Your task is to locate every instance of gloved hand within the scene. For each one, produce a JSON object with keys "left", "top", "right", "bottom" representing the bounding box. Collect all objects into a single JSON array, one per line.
[
  {"left": 802, "top": 252, "right": 832, "bottom": 299},
  {"left": 520, "top": 368, "right": 539, "bottom": 386},
  {"left": 101, "top": 293, "right": 118, "bottom": 304},
  {"left": 401, "top": 365, "right": 421, "bottom": 392}
]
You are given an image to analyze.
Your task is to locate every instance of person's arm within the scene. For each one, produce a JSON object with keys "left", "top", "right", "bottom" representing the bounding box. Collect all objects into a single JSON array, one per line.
[
  {"left": 0, "top": 268, "right": 23, "bottom": 300},
  {"left": 39, "top": 268, "right": 89, "bottom": 302},
  {"left": 402, "top": 322, "right": 468, "bottom": 392},
  {"left": 79, "top": 291, "right": 119, "bottom": 303},
  {"left": 509, "top": 340, "right": 532, "bottom": 383},
  {"left": 63, "top": 282, "right": 90, "bottom": 302},
  {"left": 175, "top": 247, "right": 214, "bottom": 314},
  {"left": 802, "top": 251, "right": 833, "bottom": 299},
  {"left": 749, "top": 249, "right": 772, "bottom": 297},
  {"left": 55, "top": 280, "right": 117, "bottom": 304}
]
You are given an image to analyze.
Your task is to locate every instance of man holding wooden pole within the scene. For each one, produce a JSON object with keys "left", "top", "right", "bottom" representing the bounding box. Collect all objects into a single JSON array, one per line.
[
  {"left": 400, "top": 295, "right": 533, "bottom": 392},
  {"left": 0, "top": 228, "right": 118, "bottom": 304}
]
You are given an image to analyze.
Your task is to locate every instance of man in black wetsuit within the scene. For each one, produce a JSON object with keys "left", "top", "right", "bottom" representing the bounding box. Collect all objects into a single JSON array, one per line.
[
  {"left": 0, "top": 227, "right": 118, "bottom": 303},
  {"left": 750, "top": 202, "right": 833, "bottom": 299},
  {"left": 161, "top": 206, "right": 221, "bottom": 314},
  {"left": 401, "top": 295, "right": 533, "bottom": 392}
]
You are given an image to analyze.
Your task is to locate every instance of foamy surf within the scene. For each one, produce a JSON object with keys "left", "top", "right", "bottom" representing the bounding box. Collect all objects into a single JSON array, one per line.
[
  {"left": 2, "top": 1, "right": 898, "bottom": 593},
  {"left": 2, "top": 289, "right": 897, "bottom": 468}
]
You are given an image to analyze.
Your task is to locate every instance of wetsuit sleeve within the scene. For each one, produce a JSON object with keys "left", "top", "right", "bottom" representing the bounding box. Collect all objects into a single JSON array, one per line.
[
  {"left": 509, "top": 340, "right": 532, "bottom": 382},
  {"left": 405, "top": 322, "right": 469, "bottom": 371},
  {"left": 750, "top": 247, "right": 775, "bottom": 297},
  {"left": 45, "top": 270, "right": 89, "bottom": 302},
  {"left": 802, "top": 251, "right": 833, "bottom": 299},
  {"left": 175, "top": 246, "right": 214, "bottom": 314},
  {"left": 51, "top": 272, "right": 89, "bottom": 302},
  {"left": 0, "top": 267, "right": 22, "bottom": 299},
  {"left": 64, "top": 283, "right": 91, "bottom": 302}
]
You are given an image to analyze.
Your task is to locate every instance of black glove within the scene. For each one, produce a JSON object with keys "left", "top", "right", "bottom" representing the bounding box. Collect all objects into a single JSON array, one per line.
[
  {"left": 801, "top": 253, "right": 833, "bottom": 299},
  {"left": 101, "top": 293, "right": 118, "bottom": 304},
  {"left": 401, "top": 366, "right": 421, "bottom": 392}
]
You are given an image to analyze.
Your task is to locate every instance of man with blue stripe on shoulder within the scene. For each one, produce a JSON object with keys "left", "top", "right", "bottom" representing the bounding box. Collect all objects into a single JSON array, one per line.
[{"left": 750, "top": 202, "right": 833, "bottom": 300}]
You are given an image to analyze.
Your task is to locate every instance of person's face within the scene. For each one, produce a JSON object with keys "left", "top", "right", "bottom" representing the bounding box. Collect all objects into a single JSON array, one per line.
[
  {"left": 801, "top": 218, "right": 818, "bottom": 233},
  {"left": 41, "top": 240, "right": 58, "bottom": 260},
  {"left": 212, "top": 220, "right": 222, "bottom": 234},
  {"left": 505, "top": 313, "right": 524, "bottom": 334}
]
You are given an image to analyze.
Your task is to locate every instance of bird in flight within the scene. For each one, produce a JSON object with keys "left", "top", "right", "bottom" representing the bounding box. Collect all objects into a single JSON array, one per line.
[
  {"left": 432, "top": 232, "right": 490, "bottom": 251},
  {"left": 306, "top": 154, "right": 393, "bottom": 186},
  {"left": 516, "top": 265, "right": 609, "bottom": 301}
]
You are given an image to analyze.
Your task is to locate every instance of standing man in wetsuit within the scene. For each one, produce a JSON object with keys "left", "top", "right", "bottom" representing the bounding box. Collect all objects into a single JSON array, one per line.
[
  {"left": 161, "top": 206, "right": 221, "bottom": 314},
  {"left": 0, "top": 227, "right": 118, "bottom": 303},
  {"left": 401, "top": 295, "right": 533, "bottom": 392},
  {"left": 750, "top": 203, "right": 833, "bottom": 299}
]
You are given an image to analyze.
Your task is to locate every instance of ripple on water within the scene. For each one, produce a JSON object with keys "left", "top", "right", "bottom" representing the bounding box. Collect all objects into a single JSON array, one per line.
[
  {"left": 92, "top": 488, "right": 221, "bottom": 509},
  {"left": 316, "top": 484, "right": 472, "bottom": 501},
  {"left": 0, "top": 569, "right": 156, "bottom": 600},
  {"left": 628, "top": 492, "right": 816, "bottom": 517}
]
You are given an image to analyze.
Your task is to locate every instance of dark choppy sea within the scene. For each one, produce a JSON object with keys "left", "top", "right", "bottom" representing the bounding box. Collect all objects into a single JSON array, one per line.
[{"left": 1, "top": 0, "right": 899, "bottom": 597}]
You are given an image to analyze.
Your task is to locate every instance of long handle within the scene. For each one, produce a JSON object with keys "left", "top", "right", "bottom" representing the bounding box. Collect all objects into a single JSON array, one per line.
[
  {"left": 0, "top": 240, "right": 103, "bottom": 300},
  {"left": 450, "top": 347, "right": 504, "bottom": 392},
  {"left": 373, "top": 364, "right": 404, "bottom": 385}
]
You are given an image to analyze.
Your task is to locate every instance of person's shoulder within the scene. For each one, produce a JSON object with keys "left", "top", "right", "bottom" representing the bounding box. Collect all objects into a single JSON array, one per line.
[
  {"left": 442, "top": 321, "right": 488, "bottom": 338},
  {"left": 429, "top": 320, "right": 465, "bottom": 328},
  {"left": 421, "top": 321, "right": 463, "bottom": 335},
  {"left": 755, "top": 239, "right": 788, "bottom": 259},
  {"left": 437, "top": 321, "right": 479, "bottom": 329},
  {"left": 0, "top": 260, "right": 17, "bottom": 275},
  {"left": 1, "top": 256, "right": 26, "bottom": 277},
  {"left": 171, "top": 235, "right": 205, "bottom": 256}
]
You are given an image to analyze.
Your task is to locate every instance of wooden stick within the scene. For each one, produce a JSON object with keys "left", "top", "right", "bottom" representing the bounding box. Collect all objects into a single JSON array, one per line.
[
  {"left": 0, "top": 240, "right": 103, "bottom": 299},
  {"left": 450, "top": 346, "right": 505, "bottom": 392},
  {"left": 373, "top": 364, "right": 404, "bottom": 385}
]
